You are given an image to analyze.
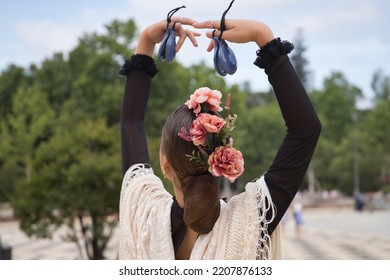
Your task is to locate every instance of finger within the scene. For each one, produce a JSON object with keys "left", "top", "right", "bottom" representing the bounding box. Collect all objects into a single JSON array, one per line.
[
  {"left": 207, "top": 39, "right": 214, "bottom": 52},
  {"left": 206, "top": 30, "right": 223, "bottom": 39},
  {"left": 170, "top": 16, "right": 197, "bottom": 26},
  {"left": 186, "top": 30, "right": 200, "bottom": 47},
  {"left": 170, "top": 21, "right": 182, "bottom": 30},
  {"left": 175, "top": 28, "right": 186, "bottom": 52},
  {"left": 193, "top": 20, "right": 221, "bottom": 29}
]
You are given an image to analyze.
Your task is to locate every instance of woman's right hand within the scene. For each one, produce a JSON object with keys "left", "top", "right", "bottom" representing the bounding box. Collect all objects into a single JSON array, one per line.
[
  {"left": 193, "top": 19, "right": 275, "bottom": 51},
  {"left": 135, "top": 17, "right": 200, "bottom": 57}
]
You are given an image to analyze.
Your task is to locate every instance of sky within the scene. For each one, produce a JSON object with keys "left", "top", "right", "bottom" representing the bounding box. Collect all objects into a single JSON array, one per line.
[{"left": 1, "top": 0, "right": 389, "bottom": 108}]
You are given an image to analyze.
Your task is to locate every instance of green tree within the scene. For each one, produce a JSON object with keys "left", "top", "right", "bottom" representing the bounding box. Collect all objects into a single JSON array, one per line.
[
  {"left": 311, "top": 72, "right": 363, "bottom": 194},
  {"left": 290, "top": 28, "right": 311, "bottom": 89},
  {"left": 239, "top": 102, "right": 284, "bottom": 183},
  {"left": 0, "top": 83, "right": 55, "bottom": 192},
  {"left": 31, "top": 54, "right": 73, "bottom": 111},
  {"left": 0, "top": 65, "right": 31, "bottom": 201},
  {"left": 0, "top": 65, "right": 28, "bottom": 119},
  {"left": 358, "top": 101, "right": 390, "bottom": 192},
  {"left": 1, "top": 19, "right": 137, "bottom": 259},
  {"left": 13, "top": 119, "right": 121, "bottom": 259},
  {"left": 371, "top": 68, "right": 390, "bottom": 104},
  {"left": 312, "top": 72, "right": 362, "bottom": 143}
]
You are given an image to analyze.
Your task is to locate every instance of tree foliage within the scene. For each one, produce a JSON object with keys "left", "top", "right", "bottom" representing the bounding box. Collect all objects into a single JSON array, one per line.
[
  {"left": 0, "top": 19, "right": 134, "bottom": 259},
  {"left": 290, "top": 28, "right": 311, "bottom": 89},
  {"left": 371, "top": 68, "right": 390, "bottom": 104}
]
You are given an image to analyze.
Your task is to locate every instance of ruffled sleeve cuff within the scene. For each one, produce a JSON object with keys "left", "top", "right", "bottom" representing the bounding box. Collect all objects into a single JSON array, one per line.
[
  {"left": 119, "top": 54, "right": 158, "bottom": 77},
  {"left": 253, "top": 38, "right": 294, "bottom": 69}
]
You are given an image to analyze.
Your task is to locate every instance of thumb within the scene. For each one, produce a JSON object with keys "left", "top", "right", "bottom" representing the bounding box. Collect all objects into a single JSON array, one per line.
[{"left": 207, "top": 39, "right": 214, "bottom": 52}]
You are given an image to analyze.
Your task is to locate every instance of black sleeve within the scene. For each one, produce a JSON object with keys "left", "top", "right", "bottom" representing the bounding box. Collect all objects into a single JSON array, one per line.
[
  {"left": 254, "top": 38, "right": 322, "bottom": 234},
  {"left": 119, "top": 54, "right": 158, "bottom": 175}
]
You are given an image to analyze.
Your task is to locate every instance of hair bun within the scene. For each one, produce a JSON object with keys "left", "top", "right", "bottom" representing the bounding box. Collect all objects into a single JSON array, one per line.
[{"left": 182, "top": 174, "right": 221, "bottom": 234}]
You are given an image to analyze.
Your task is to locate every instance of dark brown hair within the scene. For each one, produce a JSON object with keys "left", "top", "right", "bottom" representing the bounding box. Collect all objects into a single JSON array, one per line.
[{"left": 161, "top": 105, "right": 220, "bottom": 234}]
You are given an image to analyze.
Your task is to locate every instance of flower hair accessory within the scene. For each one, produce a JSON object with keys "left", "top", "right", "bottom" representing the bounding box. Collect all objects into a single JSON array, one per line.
[{"left": 178, "top": 87, "right": 244, "bottom": 182}]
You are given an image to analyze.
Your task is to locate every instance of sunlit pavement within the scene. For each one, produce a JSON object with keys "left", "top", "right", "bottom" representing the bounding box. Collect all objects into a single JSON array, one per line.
[
  {"left": 281, "top": 208, "right": 390, "bottom": 260},
  {"left": 1, "top": 208, "right": 389, "bottom": 260},
  {"left": 0, "top": 218, "right": 119, "bottom": 260}
]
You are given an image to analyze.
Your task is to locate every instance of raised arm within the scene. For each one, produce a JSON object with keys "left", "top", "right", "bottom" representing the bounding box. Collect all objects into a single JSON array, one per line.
[
  {"left": 258, "top": 41, "right": 321, "bottom": 233},
  {"left": 194, "top": 19, "right": 321, "bottom": 234},
  {"left": 119, "top": 18, "right": 200, "bottom": 175},
  {"left": 119, "top": 54, "right": 155, "bottom": 175}
]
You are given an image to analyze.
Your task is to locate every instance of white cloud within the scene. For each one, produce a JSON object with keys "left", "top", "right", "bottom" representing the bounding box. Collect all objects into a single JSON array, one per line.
[
  {"left": 285, "top": 0, "right": 382, "bottom": 40},
  {"left": 16, "top": 20, "right": 81, "bottom": 56},
  {"left": 6, "top": 4, "right": 131, "bottom": 67},
  {"left": 127, "top": 0, "right": 307, "bottom": 29}
]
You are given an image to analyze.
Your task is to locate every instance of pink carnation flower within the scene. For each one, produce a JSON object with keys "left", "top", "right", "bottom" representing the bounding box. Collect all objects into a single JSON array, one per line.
[
  {"left": 185, "top": 87, "right": 223, "bottom": 114},
  {"left": 197, "top": 113, "right": 226, "bottom": 134},
  {"left": 190, "top": 118, "right": 206, "bottom": 146},
  {"left": 190, "top": 113, "right": 226, "bottom": 146},
  {"left": 208, "top": 145, "right": 244, "bottom": 183}
]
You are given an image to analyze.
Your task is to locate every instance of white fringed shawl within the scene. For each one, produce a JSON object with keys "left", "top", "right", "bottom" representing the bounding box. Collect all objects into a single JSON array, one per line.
[{"left": 119, "top": 164, "right": 282, "bottom": 260}]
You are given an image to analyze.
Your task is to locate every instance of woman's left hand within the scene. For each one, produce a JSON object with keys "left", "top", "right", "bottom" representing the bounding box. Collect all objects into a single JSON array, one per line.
[
  {"left": 193, "top": 19, "right": 274, "bottom": 51},
  {"left": 135, "top": 17, "right": 200, "bottom": 57}
]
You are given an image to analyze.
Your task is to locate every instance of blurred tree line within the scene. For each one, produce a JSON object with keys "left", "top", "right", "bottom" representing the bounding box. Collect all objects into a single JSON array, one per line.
[{"left": 0, "top": 19, "right": 389, "bottom": 259}]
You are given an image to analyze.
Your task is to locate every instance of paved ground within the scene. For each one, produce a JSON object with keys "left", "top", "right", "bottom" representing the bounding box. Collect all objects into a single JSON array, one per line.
[
  {"left": 1, "top": 207, "right": 389, "bottom": 260},
  {"left": 281, "top": 208, "right": 390, "bottom": 260}
]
